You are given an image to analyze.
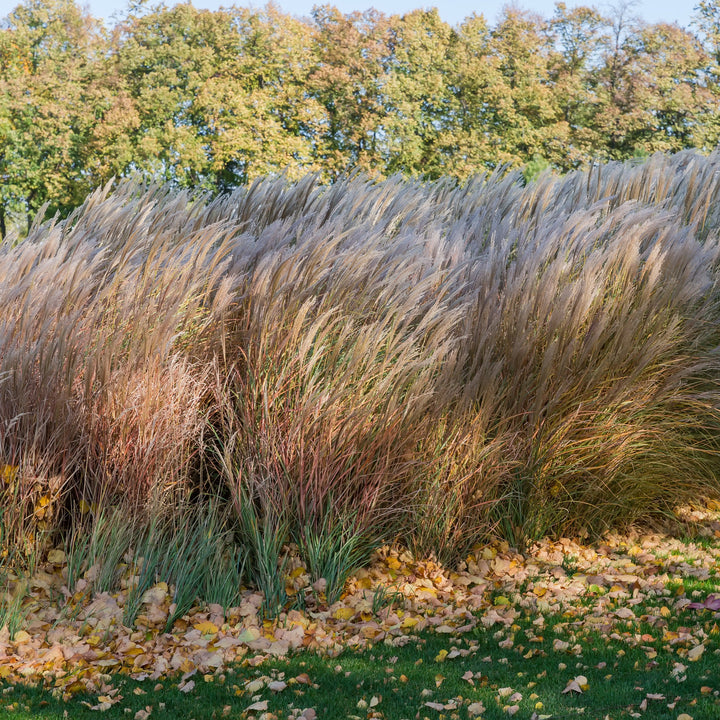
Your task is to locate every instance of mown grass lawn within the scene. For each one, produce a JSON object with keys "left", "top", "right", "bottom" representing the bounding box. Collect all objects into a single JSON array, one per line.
[
  {"left": 3, "top": 527, "right": 720, "bottom": 720},
  {"left": 1, "top": 615, "right": 719, "bottom": 720}
]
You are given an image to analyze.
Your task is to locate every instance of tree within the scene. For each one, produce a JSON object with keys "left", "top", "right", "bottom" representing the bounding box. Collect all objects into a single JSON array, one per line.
[
  {"left": 485, "top": 8, "right": 558, "bottom": 168},
  {"left": 546, "top": 3, "right": 608, "bottom": 168},
  {"left": 111, "top": 3, "right": 321, "bottom": 190},
  {"left": 307, "top": 5, "right": 390, "bottom": 177},
  {"left": 622, "top": 22, "right": 710, "bottom": 154},
  {"left": 692, "top": 0, "right": 720, "bottom": 150},
  {"left": 0, "top": 0, "right": 105, "bottom": 236},
  {"left": 382, "top": 9, "right": 459, "bottom": 178}
]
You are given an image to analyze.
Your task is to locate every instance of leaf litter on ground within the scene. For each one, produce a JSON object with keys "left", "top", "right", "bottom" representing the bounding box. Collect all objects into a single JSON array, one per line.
[{"left": 2, "top": 504, "right": 720, "bottom": 718}]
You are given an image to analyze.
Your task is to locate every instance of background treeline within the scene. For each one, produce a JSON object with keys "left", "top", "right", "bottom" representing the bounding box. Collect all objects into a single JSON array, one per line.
[{"left": 1, "top": 0, "right": 720, "bottom": 236}]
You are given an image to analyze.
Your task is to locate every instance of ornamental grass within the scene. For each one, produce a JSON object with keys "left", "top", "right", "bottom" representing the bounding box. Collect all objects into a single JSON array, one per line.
[{"left": 2, "top": 150, "right": 720, "bottom": 615}]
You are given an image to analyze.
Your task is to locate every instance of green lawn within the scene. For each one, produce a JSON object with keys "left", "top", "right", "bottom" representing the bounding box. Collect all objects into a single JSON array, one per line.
[{"left": 3, "top": 535, "right": 720, "bottom": 720}]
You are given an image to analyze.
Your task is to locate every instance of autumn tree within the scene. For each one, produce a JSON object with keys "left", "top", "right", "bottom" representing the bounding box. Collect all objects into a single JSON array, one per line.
[
  {"left": 306, "top": 6, "right": 391, "bottom": 177},
  {"left": 1, "top": 0, "right": 719, "bottom": 230},
  {"left": 0, "top": 0, "right": 105, "bottom": 236},
  {"left": 692, "top": 0, "right": 720, "bottom": 150},
  {"left": 382, "top": 9, "right": 460, "bottom": 178},
  {"left": 546, "top": 3, "right": 607, "bottom": 168}
]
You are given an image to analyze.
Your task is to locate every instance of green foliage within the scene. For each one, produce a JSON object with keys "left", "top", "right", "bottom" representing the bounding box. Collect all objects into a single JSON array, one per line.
[
  {"left": 160, "top": 504, "right": 241, "bottom": 631},
  {"left": 0, "top": 549, "right": 36, "bottom": 640},
  {"left": 297, "top": 505, "right": 377, "bottom": 605},
  {"left": 232, "top": 489, "right": 289, "bottom": 619},
  {"left": 522, "top": 154, "right": 551, "bottom": 183},
  {"left": 1, "top": 0, "right": 717, "bottom": 232}
]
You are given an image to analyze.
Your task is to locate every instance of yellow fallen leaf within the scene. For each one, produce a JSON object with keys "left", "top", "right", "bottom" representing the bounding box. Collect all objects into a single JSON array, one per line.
[
  {"left": 333, "top": 607, "right": 354, "bottom": 621},
  {"left": 434, "top": 649, "right": 448, "bottom": 663},
  {"left": 0, "top": 465, "right": 18, "bottom": 483},
  {"left": 494, "top": 596, "right": 510, "bottom": 606},
  {"left": 401, "top": 616, "right": 419, "bottom": 629},
  {"left": 193, "top": 621, "right": 218, "bottom": 635}
]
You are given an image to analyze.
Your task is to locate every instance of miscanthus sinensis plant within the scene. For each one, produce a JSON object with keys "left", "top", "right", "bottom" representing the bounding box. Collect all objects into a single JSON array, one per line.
[{"left": 1, "top": 150, "right": 720, "bottom": 613}]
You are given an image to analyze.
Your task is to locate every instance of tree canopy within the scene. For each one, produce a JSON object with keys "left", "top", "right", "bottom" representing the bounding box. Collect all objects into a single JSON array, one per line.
[{"left": 0, "top": 0, "right": 717, "bottom": 235}]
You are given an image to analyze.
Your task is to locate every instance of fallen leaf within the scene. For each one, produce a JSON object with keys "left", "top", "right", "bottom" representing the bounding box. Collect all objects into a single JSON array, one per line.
[
  {"left": 246, "top": 700, "right": 269, "bottom": 711},
  {"left": 192, "top": 621, "right": 218, "bottom": 635},
  {"left": 468, "top": 701, "right": 486, "bottom": 716}
]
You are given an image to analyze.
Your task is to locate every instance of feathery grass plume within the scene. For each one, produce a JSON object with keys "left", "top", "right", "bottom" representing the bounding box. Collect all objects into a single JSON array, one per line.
[
  {"left": 3, "top": 150, "right": 720, "bottom": 576},
  {"left": 406, "top": 419, "right": 511, "bottom": 565},
  {"left": 438, "top": 190, "right": 720, "bottom": 545}
]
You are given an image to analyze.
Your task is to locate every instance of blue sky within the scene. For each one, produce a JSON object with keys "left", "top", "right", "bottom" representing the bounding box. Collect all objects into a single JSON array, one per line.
[{"left": 67, "top": 0, "right": 697, "bottom": 29}]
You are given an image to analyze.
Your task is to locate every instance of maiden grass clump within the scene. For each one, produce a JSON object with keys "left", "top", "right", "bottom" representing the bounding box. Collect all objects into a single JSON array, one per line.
[{"left": 2, "top": 150, "right": 720, "bottom": 617}]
